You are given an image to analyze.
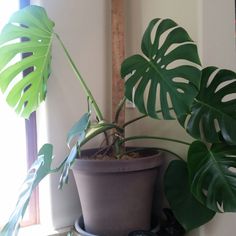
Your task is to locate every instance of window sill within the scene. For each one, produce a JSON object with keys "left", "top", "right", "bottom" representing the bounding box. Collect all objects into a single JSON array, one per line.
[{"left": 18, "top": 224, "right": 78, "bottom": 236}]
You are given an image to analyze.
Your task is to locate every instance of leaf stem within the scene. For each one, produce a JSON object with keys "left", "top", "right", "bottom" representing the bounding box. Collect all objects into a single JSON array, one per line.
[
  {"left": 120, "top": 135, "right": 191, "bottom": 146},
  {"left": 156, "top": 147, "right": 186, "bottom": 162},
  {"left": 55, "top": 33, "right": 103, "bottom": 121},
  {"left": 123, "top": 108, "right": 174, "bottom": 128},
  {"left": 114, "top": 97, "right": 126, "bottom": 124},
  {"left": 123, "top": 113, "right": 148, "bottom": 128},
  {"left": 115, "top": 147, "right": 185, "bottom": 161},
  {"left": 50, "top": 158, "right": 67, "bottom": 173}
]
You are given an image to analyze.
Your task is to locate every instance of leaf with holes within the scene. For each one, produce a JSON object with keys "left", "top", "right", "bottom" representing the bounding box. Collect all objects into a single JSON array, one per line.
[
  {"left": 0, "top": 144, "right": 53, "bottom": 236},
  {"left": 121, "top": 18, "right": 201, "bottom": 119},
  {"left": 0, "top": 5, "right": 54, "bottom": 118},
  {"left": 164, "top": 160, "right": 215, "bottom": 231},
  {"left": 179, "top": 67, "right": 236, "bottom": 144},
  {"left": 188, "top": 141, "right": 236, "bottom": 212}
]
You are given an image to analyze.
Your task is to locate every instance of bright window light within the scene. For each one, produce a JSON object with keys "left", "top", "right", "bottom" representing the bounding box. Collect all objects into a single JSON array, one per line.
[{"left": 0, "top": 0, "right": 29, "bottom": 226}]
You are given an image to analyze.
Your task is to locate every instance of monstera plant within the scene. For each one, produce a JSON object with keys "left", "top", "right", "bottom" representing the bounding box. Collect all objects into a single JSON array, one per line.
[{"left": 0, "top": 5, "right": 236, "bottom": 236}]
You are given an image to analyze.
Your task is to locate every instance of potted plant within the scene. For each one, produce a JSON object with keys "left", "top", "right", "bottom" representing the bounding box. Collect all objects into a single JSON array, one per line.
[{"left": 0, "top": 5, "right": 236, "bottom": 236}]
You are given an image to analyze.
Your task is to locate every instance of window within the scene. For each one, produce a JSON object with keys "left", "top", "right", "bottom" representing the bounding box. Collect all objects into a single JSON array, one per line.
[{"left": 0, "top": 0, "right": 39, "bottom": 227}]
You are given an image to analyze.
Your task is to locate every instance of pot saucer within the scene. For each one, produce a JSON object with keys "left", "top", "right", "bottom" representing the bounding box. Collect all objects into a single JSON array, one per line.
[{"left": 74, "top": 215, "right": 159, "bottom": 236}]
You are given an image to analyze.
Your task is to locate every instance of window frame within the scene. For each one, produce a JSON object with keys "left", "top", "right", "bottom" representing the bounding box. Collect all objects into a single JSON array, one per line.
[{"left": 20, "top": 0, "right": 40, "bottom": 227}]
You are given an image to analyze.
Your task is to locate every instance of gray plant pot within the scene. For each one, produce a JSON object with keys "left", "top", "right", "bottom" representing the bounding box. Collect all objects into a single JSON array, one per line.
[{"left": 71, "top": 147, "right": 162, "bottom": 236}]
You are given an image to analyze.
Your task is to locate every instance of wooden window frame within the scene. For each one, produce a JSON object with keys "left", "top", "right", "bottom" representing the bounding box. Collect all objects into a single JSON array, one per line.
[{"left": 20, "top": 0, "right": 40, "bottom": 227}]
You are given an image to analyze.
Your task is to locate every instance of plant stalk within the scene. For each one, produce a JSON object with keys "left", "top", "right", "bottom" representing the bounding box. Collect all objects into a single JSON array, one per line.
[
  {"left": 114, "top": 97, "right": 126, "bottom": 124},
  {"left": 123, "top": 108, "right": 174, "bottom": 128},
  {"left": 55, "top": 33, "right": 103, "bottom": 121},
  {"left": 120, "top": 135, "right": 191, "bottom": 146},
  {"left": 123, "top": 114, "right": 150, "bottom": 128},
  {"left": 50, "top": 158, "right": 68, "bottom": 173},
  {"left": 156, "top": 148, "right": 186, "bottom": 162}
]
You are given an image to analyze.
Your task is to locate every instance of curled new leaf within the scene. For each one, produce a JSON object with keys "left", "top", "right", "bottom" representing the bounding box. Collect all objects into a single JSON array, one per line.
[
  {"left": 121, "top": 18, "right": 201, "bottom": 119},
  {"left": 66, "top": 113, "right": 91, "bottom": 148},
  {"left": 0, "top": 5, "right": 55, "bottom": 118},
  {"left": 82, "top": 121, "right": 122, "bottom": 145},
  {"left": 60, "top": 113, "right": 91, "bottom": 188},
  {"left": 59, "top": 145, "right": 78, "bottom": 189}
]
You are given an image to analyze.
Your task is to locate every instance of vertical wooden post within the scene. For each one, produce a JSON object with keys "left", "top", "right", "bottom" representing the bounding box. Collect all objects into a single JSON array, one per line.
[{"left": 112, "top": 0, "right": 125, "bottom": 126}]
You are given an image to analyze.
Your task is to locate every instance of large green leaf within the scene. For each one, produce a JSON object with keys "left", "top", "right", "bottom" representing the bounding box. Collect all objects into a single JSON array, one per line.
[
  {"left": 164, "top": 160, "right": 215, "bottom": 231},
  {"left": 121, "top": 18, "right": 201, "bottom": 119},
  {"left": 179, "top": 67, "right": 236, "bottom": 144},
  {"left": 188, "top": 141, "right": 236, "bottom": 212},
  {"left": 0, "top": 144, "right": 53, "bottom": 236},
  {"left": 0, "top": 5, "right": 55, "bottom": 118}
]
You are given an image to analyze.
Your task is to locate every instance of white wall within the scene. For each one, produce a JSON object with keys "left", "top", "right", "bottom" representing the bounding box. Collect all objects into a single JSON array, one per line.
[
  {"left": 199, "top": 0, "right": 236, "bottom": 70},
  {"left": 31, "top": 0, "right": 112, "bottom": 230}
]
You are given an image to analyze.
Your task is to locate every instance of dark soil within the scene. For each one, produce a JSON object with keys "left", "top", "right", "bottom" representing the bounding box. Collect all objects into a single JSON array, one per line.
[
  {"left": 81, "top": 152, "right": 141, "bottom": 161},
  {"left": 80, "top": 147, "right": 160, "bottom": 161}
]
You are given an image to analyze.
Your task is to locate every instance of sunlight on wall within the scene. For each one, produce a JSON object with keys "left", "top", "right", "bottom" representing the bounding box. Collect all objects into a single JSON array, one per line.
[
  {"left": 36, "top": 102, "right": 54, "bottom": 228},
  {"left": 0, "top": 0, "right": 29, "bottom": 225}
]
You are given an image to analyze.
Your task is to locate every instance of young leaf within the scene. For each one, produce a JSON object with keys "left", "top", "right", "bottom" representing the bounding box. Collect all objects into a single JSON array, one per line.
[
  {"left": 82, "top": 121, "right": 120, "bottom": 145},
  {"left": 121, "top": 18, "right": 201, "bottom": 119},
  {"left": 188, "top": 141, "right": 236, "bottom": 212},
  {"left": 164, "top": 160, "right": 215, "bottom": 231},
  {"left": 180, "top": 67, "right": 236, "bottom": 144},
  {"left": 0, "top": 144, "right": 54, "bottom": 236},
  {"left": 0, "top": 5, "right": 55, "bottom": 118},
  {"left": 60, "top": 113, "right": 91, "bottom": 188},
  {"left": 59, "top": 145, "right": 78, "bottom": 189},
  {"left": 66, "top": 113, "right": 91, "bottom": 148}
]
